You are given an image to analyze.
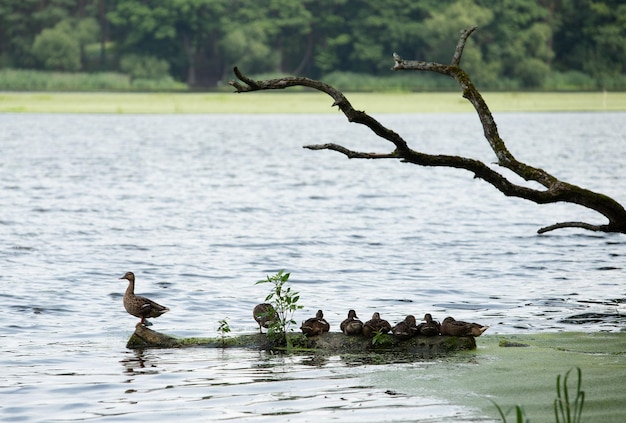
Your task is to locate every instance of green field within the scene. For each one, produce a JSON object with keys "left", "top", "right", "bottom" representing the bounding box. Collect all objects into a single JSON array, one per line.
[{"left": 1, "top": 91, "right": 625, "bottom": 114}]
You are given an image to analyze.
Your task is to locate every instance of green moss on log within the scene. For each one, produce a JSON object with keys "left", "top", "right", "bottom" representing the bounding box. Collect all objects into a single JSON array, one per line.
[{"left": 127, "top": 325, "right": 476, "bottom": 355}]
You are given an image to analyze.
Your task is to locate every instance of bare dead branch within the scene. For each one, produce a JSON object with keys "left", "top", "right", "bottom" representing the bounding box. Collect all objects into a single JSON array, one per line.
[
  {"left": 230, "top": 28, "right": 626, "bottom": 234},
  {"left": 303, "top": 143, "right": 398, "bottom": 159},
  {"left": 451, "top": 25, "right": 478, "bottom": 65},
  {"left": 538, "top": 222, "right": 612, "bottom": 234},
  {"left": 231, "top": 66, "right": 411, "bottom": 155}
]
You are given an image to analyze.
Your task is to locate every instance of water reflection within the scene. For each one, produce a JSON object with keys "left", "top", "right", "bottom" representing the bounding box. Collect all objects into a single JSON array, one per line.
[
  {"left": 121, "top": 350, "right": 160, "bottom": 375},
  {"left": 118, "top": 345, "right": 496, "bottom": 420}
]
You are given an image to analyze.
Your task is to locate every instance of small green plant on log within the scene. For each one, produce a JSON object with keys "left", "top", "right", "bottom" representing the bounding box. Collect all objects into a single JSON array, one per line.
[
  {"left": 217, "top": 317, "right": 231, "bottom": 347},
  {"left": 371, "top": 330, "right": 393, "bottom": 347},
  {"left": 256, "top": 269, "right": 303, "bottom": 349},
  {"left": 491, "top": 367, "right": 584, "bottom": 423}
]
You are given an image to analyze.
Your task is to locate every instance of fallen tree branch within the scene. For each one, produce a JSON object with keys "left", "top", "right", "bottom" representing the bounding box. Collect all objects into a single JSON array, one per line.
[
  {"left": 229, "top": 27, "right": 626, "bottom": 234},
  {"left": 537, "top": 221, "right": 613, "bottom": 234},
  {"left": 304, "top": 143, "right": 398, "bottom": 159}
]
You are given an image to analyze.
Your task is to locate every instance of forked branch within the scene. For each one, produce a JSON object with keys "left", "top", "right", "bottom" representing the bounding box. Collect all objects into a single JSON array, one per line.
[{"left": 230, "top": 27, "right": 626, "bottom": 234}]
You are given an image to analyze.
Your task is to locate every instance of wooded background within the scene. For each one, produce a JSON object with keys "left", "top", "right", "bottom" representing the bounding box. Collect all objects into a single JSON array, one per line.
[{"left": 1, "top": 0, "right": 625, "bottom": 90}]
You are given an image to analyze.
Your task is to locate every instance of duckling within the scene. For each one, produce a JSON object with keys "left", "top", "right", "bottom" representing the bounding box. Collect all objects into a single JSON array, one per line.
[
  {"left": 418, "top": 313, "right": 441, "bottom": 337},
  {"left": 300, "top": 310, "right": 330, "bottom": 337},
  {"left": 120, "top": 272, "right": 169, "bottom": 327},
  {"left": 362, "top": 312, "right": 392, "bottom": 338},
  {"left": 340, "top": 309, "right": 363, "bottom": 335},
  {"left": 441, "top": 316, "right": 489, "bottom": 337},
  {"left": 392, "top": 315, "right": 419, "bottom": 340},
  {"left": 253, "top": 303, "right": 277, "bottom": 333}
]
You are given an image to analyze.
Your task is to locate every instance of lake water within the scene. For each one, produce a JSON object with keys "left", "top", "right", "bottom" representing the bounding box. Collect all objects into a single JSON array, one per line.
[{"left": 1, "top": 112, "right": 625, "bottom": 421}]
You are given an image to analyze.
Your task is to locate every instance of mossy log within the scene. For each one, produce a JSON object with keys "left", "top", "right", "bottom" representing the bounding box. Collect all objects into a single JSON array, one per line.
[{"left": 127, "top": 325, "right": 476, "bottom": 355}]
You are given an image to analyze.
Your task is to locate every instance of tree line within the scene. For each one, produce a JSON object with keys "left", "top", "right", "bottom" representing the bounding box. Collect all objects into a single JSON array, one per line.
[{"left": 1, "top": 0, "right": 625, "bottom": 91}]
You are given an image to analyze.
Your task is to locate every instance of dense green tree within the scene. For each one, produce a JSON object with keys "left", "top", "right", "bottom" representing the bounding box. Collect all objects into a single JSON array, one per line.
[
  {"left": 304, "top": 0, "right": 351, "bottom": 76},
  {"left": 418, "top": 0, "right": 494, "bottom": 86},
  {"left": 0, "top": 0, "right": 71, "bottom": 67},
  {"left": 119, "top": 53, "right": 170, "bottom": 79},
  {"left": 168, "top": 0, "right": 227, "bottom": 86},
  {"left": 216, "top": 0, "right": 313, "bottom": 82},
  {"left": 56, "top": 18, "right": 100, "bottom": 68},
  {"left": 0, "top": 0, "right": 624, "bottom": 89},
  {"left": 554, "top": 0, "right": 626, "bottom": 88},
  {"left": 347, "top": 0, "right": 433, "bottom": 74},
  {"left": 32, "top": 26, "right": 81, "bottom": 71},
  {"left": 476, "top": 0, "right": 554, "bottom": 88},
  {"left": 257, "top": 0, "right": 313, "bottom": 74},
  {"left": 0, "top": 0, "right": 98, "bottom": 68},
  {"left": 107, "top": 0, "right": 229, "bottom": 86},
  {"left": 218, "top": 24, "right": 277, "bottom": 76},
  {"left": 107, "top": 0, "right": 313, "bottom": 86}
]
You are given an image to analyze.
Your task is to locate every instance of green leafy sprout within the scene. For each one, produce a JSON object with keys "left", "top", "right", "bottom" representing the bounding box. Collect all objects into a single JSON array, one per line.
[
  {"left": 217, "top": 317, "right": 231, "bottom": 346},
  {"left": 371, "top": 330, "right": 393, "bottom": 347},
  {"left": 256, "top": 269, "right": 303, "bottom": 348}
]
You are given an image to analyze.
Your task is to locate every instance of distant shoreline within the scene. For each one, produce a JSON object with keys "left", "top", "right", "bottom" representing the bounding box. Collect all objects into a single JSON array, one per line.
[{"left": 1, "top": 91, "right": 625, "bottom": 114}]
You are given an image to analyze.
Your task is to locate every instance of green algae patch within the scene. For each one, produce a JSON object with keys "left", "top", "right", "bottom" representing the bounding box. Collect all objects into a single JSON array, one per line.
[{"left": 366, "top": 332, "right": 626, "bottom": 422}]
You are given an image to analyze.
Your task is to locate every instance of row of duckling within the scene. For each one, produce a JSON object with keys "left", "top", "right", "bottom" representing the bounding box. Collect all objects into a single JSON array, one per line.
[{"left": 253, "top": 304, "right": 489, "bottom": 339}]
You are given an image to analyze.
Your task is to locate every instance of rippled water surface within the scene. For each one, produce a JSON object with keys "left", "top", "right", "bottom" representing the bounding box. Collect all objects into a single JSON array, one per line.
[{"left": 1, "top": 112, "right": 625, "bottom": 421}]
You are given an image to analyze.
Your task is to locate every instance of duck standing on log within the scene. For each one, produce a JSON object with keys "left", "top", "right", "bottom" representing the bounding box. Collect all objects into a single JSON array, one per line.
[
  {"left": 120, "top": 271, "right": 169, "bottom": 327},
  {"left": 300, "top": 310, "right": 330, "bottom": 337},
  {"left": 340, "top": 309, "right": 363, "bottom": 335},
  {"left": 441, "top": 316, "right": 489, "bottom": 336},
  {"left": 253, "top": 303, "right": 277, "bottom": 333},
  {"left": 362, "top": 312, "right": 392, "bottom": 338}
]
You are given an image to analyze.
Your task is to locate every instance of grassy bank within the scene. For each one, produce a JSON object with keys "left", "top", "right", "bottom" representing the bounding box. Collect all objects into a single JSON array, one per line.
[
  {"left": 370, "top": 332, "right": 626, "bottom": 422},
  {"left": 1, "top": 91, "right": 625, "bottom": 114}
]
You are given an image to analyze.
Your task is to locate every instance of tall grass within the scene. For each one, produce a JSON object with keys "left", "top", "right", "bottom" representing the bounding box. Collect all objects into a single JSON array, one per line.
[
  {"left": 0, "top": 69, "right": 187, "bottom": 91},
  {"left": 492, "top": 367, "right": 585, "bottom": 423},
  {"left": 2, "top": 68, "right": 625, "bottom": 92},
  {"left": 554, "top": 367, "right": 584, "bottom": 423},
  {"left": 250, "top": 70, "right": 626, "bottom": 92}
]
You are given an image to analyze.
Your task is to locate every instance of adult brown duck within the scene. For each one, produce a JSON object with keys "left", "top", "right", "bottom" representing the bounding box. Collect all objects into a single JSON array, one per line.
[
  {"left": 418, "top": 313, "right": 441, "bottom": 337},
  {"left": 253, "top": 303, "right": 277, "bottom": 333},
  {"left": 441, "top": 316, "right": 489, "bottom": 337},
  {"left": 300, "top": 310, "right": 330, "bottom": 337},
  {"left": 120, "top": 271, "right": 169, "bottom": 326},
  {"left": 362, "top": 312, "right": 392, "bottom": 338},
  {"left": 340, "top": 309, "right": 363, "bottom": 336},
  {"left": 392, "top": 315, "right": 419, "bottom": 340}
]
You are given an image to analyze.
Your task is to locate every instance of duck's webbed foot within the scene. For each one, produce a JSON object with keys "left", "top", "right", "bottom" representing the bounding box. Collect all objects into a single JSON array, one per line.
[{"left": 136, "top": 318, "right": 153, "bottom": 328}]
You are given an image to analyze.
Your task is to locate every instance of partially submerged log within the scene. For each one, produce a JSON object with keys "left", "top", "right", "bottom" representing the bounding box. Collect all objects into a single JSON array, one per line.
[{"left": 127, "top": 325, "right": 476, "bottom": 355}]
